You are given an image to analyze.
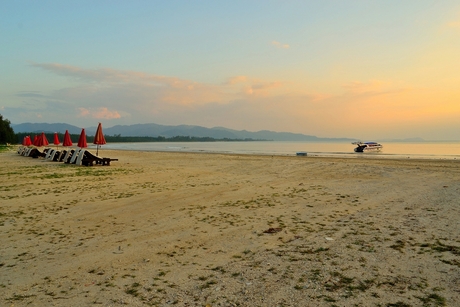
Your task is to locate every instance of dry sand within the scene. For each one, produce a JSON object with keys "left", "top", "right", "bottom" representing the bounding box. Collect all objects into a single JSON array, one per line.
[{"left": 1, "top": 147, "right": 459, "bottom": 307}]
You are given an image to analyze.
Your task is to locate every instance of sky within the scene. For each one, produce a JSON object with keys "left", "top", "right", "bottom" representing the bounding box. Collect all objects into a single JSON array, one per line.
[{"left": 1, "top": 1, "right": 460, "bottom": 140}]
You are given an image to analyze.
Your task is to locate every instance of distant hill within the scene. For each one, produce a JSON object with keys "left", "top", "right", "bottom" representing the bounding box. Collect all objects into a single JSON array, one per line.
[
  {"left": 12, "top": 122, "right": 357, "bottom": 142},
  {"left": 11, "top": 123, "right": 94, "bottom": 135}
]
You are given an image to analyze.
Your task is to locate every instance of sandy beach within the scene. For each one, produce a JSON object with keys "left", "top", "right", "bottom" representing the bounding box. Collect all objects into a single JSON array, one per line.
[{"left": 1, "top": 147, "right": 459, "bottom": 307}]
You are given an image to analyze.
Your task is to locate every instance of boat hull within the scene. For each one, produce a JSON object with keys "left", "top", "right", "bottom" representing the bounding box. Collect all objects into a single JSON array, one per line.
[
  {"left": 353, "top": 142, "right": 382, "bottom": 153},
  {"left": 354, "top": 146, "right": 382, "bottom": 153}
]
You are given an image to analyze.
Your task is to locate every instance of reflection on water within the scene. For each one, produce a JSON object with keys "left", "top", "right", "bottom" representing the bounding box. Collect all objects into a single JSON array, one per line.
[{"left": 101, "top": 141, "right": 460, "bottom": 160}]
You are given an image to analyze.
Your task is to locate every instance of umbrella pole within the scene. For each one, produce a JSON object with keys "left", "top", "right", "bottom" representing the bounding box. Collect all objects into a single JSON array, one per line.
[{"left": 96, "top": 145, "right": 99, "bottom": 156}]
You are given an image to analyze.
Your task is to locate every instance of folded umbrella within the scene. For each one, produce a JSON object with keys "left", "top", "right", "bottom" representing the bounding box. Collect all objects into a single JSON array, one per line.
[{"left": 93, "top": 123, "right": 106, "bottom": 156}]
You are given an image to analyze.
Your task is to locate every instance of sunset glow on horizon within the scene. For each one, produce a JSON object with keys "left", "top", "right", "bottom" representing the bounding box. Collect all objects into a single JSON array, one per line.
[{"left": 2, "top": 1, "right": 460, "bottom": 140}]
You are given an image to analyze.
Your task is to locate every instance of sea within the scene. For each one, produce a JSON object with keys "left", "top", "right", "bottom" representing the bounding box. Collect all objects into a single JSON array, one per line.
[{"left": 95, "top": 141, "right": 460, "bottom": 160}]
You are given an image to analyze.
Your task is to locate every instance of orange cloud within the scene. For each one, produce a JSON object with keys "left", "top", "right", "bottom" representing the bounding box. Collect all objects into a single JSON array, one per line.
[
  {"left": 33, "top": 63, "right": 290, "bottom": 106},
  {"left": 243, "top": 81, "right": 283, "bottom": 97},
  {"left": 93, "top": 107, "right": 122, "bottom": 119},
  {"left": 78, "top": 108, "right": 90, "bottom": 117},
  {"left": 342, "top": 80, "right": 387, "bottom": 94},
  {"left": 447, "top": 21, "right": 460, "bottom": 28},
  {"left": 78, "top": 107, "right": 121, "bottom": 119},
  {"left": 226, "top": 76, "right": 248, "bottom": 85},
  {"left": 271, "top": 41, "right": 290, "bottom": 49}
]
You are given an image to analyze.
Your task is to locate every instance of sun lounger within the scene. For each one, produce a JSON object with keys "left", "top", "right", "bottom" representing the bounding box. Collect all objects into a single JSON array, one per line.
[
  {"left": 75, "top": 149, "right": 86, "bottom": 165},
  {"left": 57, "top": 150, "right": 67, "bottom": 162},
  {"left": 44, "top": 149, "right": 52, "bottom": 159},
  {"left": 81, "top": 150, "right": 118, "bottom": 166},
  {"left": 68, "top": 149, "right": 81, "bottom": 164},
  {"left": 28, "top": 148, "right": 46, "bottom": 158},
  {"left": 20, "top": 147, "right": 28, "bottom": 155},
  {"left": 22, "top": 147, "right": 33, "bottom": 156},
  {"left": 45, "top": 149, "right": 56, "bottom": 161},
  {"left": 51, "top": 150, "right": 61, "bottom": 161},
  {"left": 62, "top": 150, "right": 74, "bottom": 163}
]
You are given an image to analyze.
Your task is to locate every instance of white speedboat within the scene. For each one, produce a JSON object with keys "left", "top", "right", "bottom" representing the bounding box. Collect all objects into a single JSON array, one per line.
[{"left": 352, "top": 141, "right": 382, "bottom": 152}]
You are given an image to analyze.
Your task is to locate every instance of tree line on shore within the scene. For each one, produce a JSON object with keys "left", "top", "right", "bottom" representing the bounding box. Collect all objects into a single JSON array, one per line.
[
  {"left": 0, "top": 116, "right": 267, "bottom": 145},
  {"left": 15, "top": 132, "right": 267, "bottom": 143}
]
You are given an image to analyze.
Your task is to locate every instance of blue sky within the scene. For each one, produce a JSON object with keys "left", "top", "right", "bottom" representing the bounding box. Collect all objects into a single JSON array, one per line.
[{"left": 2, "top": 1, "right": 460, "bottom": 140}]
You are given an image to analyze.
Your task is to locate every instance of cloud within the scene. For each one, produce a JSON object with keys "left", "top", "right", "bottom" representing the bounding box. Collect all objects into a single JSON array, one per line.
[
  {"left": 23, "top": 63, "right": 293, "bottom": 128},
  {"left": 30, "top": 62, "right": 203, "bottom": 92},
  {"left": 251, "top": 81, "right": 282, "bottom": 90},
  {"left": 31, "top": 63, "right": 289, "bottom": 106},
  {"left": 224, "top": 76, "right": 282, "bottom": 96},
  {"left": 341, "top": 80, "right": 410, "bottom": 97},
  {"left": 243, "top": 81, "right": 283, "bottom": 95},
  {"left": 342, "top": 80, "right": 387, "bottom": 94},
  {"left": 31, "top": 63, "right": 227, "bottom": 106},
  {"left": 447, "top": 21, "right": 460, "bottom": 28},
  {"left": 225, "top": 76, "right": 248, "bottom": 85},
  {"left": 78, "top": 107, "right": 121, "bottom": 119},
  {"left": 78, "top": 108, "right": 90, "bottom": 117},
  {"left": 14, "top": 62, "right": 458, "bottom": 140},
  {"left": 93, "top": 107, "right": 121, "bottom": 119},
  {"left": 16, "top": 91, "right": 49, "bottom": 98},
  {"left": 271, "top": 41, "right": 290, "bottom": 49}
]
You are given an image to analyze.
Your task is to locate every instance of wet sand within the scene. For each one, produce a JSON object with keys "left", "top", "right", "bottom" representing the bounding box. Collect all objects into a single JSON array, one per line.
[{"left": 1, "top": 147, "right": 459, "bottom": 306}]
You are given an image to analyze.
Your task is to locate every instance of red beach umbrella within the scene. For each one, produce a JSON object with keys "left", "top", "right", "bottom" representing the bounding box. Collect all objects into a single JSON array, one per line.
[
  {"left": 40, "top": 132, "right": 49, "bottom": 147},
  {"left": 62, "top": 130, "right": 73, "bottom": 147},
  {"left": 25, "top": 136, "right": 32, "bottom": 146},
  {"left": 53, "top": 132, "right": 61, "bottom": 146},
  {"left": 33, "top": 135, "right": 39, "bottom": 146},
  {"left": 22, "top": 136, "right": 27, "bottom": 146},
  {"left": 93, "top": 122, "right": 106, "bottom": 156},
  {"left": 53, "top": 132, "right": 60, "bottom": 150},
  {"left": 34, "top": 132, "right": 49, "bottom": 147},
  {"left": 77, "top": 128, "right": 88, "bottom": 148},
  {"left": 35, "top": 135, "right": 42, "bottom": 147}
]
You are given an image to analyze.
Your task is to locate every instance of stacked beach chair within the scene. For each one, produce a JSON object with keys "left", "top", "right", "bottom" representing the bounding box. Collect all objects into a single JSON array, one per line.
[{"left": 17, "top": 146, "right": 118, "bottom": 166}]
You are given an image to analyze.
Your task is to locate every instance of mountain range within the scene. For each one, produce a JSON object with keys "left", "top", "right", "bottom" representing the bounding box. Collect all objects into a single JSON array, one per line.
[{"left": 11, "top": 122, "right": 357, "bottom": 142}]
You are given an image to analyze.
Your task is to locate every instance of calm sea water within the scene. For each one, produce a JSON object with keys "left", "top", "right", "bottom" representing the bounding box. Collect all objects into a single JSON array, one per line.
[{"left": 97, "top": 141, "right": 460, "bottom": 160}]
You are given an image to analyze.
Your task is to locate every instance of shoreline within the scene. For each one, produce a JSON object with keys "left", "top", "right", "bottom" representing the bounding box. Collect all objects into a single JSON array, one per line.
[
  {"left": 102, "top": 141, "right": 460, "bottom": 161},
  {"left": 12, "top": 141, "right": 460, "bottom": 160},
  {"left": 42, "top": 145, "right": 460, "bottom": 161},
  {"left": 114, "top": 147, "right": 460, "bottom": 163},
  {"left": 1, "top": 148, "right": 459, "bottom": 306}
]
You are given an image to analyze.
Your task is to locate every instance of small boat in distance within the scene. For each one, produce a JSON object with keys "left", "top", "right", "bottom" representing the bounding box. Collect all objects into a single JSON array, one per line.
[{"left": 352, "top": 141, "right": 383, "bottom": 153}]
